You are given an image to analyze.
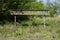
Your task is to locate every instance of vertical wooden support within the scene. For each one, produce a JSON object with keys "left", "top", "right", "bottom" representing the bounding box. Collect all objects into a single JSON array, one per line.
[
  {"left": 14, "top": 15, "right": 16, "bottom": 27},
  {"left": 43, "top": 16, "right": 46, "bottom": 28}
]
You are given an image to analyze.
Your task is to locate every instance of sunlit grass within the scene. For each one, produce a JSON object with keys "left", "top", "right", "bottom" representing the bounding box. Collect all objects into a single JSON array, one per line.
[{"left": 0, "top": 17, "right": 60, "bottom": 40}]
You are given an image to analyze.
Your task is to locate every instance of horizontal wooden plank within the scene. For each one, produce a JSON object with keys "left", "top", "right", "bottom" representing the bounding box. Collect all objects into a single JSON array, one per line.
[{"left": 10, "top": 10, "right": 49, "bottom": 15}]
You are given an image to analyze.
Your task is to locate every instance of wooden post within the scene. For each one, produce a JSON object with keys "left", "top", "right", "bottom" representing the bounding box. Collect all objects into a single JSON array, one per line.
[
  {"left": 43, "top": 16, "right": 46, "bottom": 28},
  {"left": 14, "top": 15, "right": 16, "bottom": 27}
]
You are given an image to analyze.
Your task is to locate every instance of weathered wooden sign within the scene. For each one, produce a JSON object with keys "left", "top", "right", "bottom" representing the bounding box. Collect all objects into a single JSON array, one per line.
[
  {"left": 10, "top": 10, "right": 49, "bottom": 28},
  {"left": 10, "top": 10, "right": 49, "bottom": 15}
]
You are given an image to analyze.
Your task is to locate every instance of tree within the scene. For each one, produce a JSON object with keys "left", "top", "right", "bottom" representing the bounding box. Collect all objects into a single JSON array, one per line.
[
  {"left": 0, "top": 0, "right": 44, "bottom": 16},
  {"left": 45, "top": 0, "right": 58, "bottom": 16},
  {"left": 23, "top": 1, "right": 44, "bottom": 10},
  {"left": 8, "top": 0, "right": 35, "bottom": 10},
  {"left": 18, "top": 0, "right": 44, "bottom": 10}
]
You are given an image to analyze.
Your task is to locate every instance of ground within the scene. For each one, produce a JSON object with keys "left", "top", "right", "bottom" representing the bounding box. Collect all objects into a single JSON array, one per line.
[{"left": 0, "top": 17, "right": 60, "bottom": 40}]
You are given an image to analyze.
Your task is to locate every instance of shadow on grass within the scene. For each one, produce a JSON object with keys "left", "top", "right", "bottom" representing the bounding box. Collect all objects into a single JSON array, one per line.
[{"left": 0, "top": 15, "right": 30, "bottom": 25}]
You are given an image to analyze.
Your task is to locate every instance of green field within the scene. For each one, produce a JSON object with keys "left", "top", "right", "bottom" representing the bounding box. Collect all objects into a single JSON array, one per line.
[{"left": 0, "top": 17, "right": 60, "bottom": 40}]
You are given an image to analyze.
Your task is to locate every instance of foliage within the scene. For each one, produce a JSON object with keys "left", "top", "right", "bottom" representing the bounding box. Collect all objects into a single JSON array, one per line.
[
  {"left": 23, "top": 2, "right": 44, "bottom": 10},
  {"left": 0, "top": 0, "right": 44, "bottom": 16},
  {"left": 0, "top": 17, "right": 60, "bottom": 40},
  {"left": 45, "top": 0, "right": 60, "bottom": 16}
]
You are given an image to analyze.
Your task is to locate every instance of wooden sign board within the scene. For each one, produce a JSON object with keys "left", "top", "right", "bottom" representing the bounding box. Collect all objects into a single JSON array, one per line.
[{"left": 10, "top": 10, "right": 49, "bottom": 15}]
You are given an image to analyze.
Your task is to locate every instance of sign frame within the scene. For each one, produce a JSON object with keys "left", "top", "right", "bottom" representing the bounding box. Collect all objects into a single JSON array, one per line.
[{"left": 10, "top": 10, "right": 49, "bottom": 28}]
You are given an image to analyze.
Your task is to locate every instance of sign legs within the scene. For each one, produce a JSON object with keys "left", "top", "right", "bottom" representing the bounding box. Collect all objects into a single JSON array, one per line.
[
  {"left": 14, "top": 15, "right": 16, "bottom": 27},
  {"left": 43, "top": 17, "right": 46, "bottom": 28}
]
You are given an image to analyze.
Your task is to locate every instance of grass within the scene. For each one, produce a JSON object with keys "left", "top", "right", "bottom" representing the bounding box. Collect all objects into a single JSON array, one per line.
[{"left": 0, "top": 17, "right": 60, "bottom": 40}]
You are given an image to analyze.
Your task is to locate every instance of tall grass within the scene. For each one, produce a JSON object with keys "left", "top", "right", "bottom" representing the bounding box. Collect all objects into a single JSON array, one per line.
[{"left": 0, "top": 17, "right": 60, "bottom": 40}]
